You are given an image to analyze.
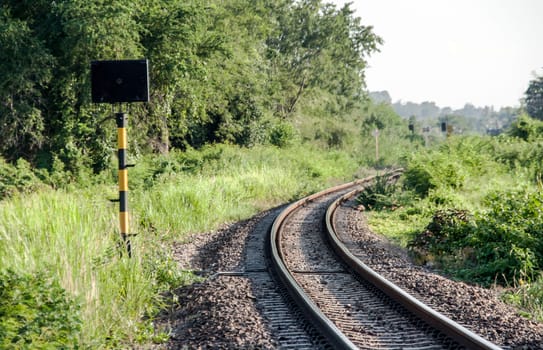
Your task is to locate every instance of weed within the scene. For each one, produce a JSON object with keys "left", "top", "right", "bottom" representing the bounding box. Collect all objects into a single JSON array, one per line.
[{"left": 356, "top": 174, "right": 399, "bottom": 210}]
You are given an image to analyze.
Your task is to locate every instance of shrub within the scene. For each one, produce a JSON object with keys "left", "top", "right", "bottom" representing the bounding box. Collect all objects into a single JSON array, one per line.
[
  {"left": 409, "top": 190, "right": 543, "bottom": 286},
  {"left": 402, "top": 163, "right": 435, "bottom": 197},
  {"left": 0, "top": 269, "right": 81, "bottom": 349},
  {"left": 407, "top": 208, "right": 472, "bottom": 265},
  {"left": 402, "top": 137, "right": 511, "bottom": 200},
  {"left": 269, "top": 121, "right": 297, "bottom": 148},
  {"left": 463, "top": 190, "right": 543, "bottom": 285},
  {"left": 0, "top": 158, "right": 44, "bottom": 200},
  {"left": 507, "top": 113, "right": 543, "bottom": 141},
  {"left": 356, "top": 174, "right": 399, "bottom": 210}
]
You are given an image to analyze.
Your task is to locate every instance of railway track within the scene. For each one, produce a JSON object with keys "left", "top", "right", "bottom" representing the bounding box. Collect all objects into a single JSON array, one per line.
[
  {"left": 165, "top": 172, "right": 543, "bottom": 348},
  {"left": 268, "top": 171, "right": 502, "bottom": 349}
]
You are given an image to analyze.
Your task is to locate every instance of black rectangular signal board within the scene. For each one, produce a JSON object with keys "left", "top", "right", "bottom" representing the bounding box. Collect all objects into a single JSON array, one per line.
[{"left": 91, "top": 59, "right": 149, "bottom": 103}]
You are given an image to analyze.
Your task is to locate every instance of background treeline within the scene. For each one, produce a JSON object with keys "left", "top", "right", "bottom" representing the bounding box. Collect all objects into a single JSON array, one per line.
[
  {"left": 0, "top": 0, "right": 381, "bottom": 175},
  {"left": 369, "top": 90, "right": 518, "bottom": 135}
]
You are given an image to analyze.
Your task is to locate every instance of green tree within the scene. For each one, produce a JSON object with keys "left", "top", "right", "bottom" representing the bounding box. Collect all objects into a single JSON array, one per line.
[
  {"left": 2, "top": 0, "right": 146, "bottom": 171},
  {"left": 266, "top": 0, "right": 381, "bottom": 117},
  {"left": 507, "top": 113, "right": 543, "bottom": 141},
  {"left": 361, "top": 103, "right": 402, "bottom": 135},
  {"left": 0, "top": 0, "right": 383, "bottom": 175},
  {"left": 185, "top": 0, "right": 273, "bottom": 147},
  {"left": 0, "top": 7, "right": 52, "bottom": 160},
  {"left": 525, "top": 75, "right": 543, "bottom": 120},
  {"left": 50, "top": 0, "right": 145, "bottom": 172}
]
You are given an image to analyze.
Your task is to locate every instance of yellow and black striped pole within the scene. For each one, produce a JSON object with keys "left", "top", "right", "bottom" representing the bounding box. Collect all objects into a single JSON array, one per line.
[{"left": 116, "top": 112, "right": 131, "bottom": 257}]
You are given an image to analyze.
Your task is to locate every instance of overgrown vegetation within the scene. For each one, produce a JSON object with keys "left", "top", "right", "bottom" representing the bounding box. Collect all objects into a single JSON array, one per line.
[
  {"left": 364, "top": 114, "right": 543, "bottom": 321},
  {"left": 525, "top": 74, "right": 543, "bottom": 121},
  {"left": 356, "top": 174, "right": 400, "bottom": 210},
  {"left": 0, "top": 270, "right": 81, "bottom": 349},
  {"left": 0, "top": 3, "right": 412, "bottom": 344},
  {"left": 0, "top": 143, "right": 379, "bottom": 348},
  {"left": 0, "top": 0, "right": 381, "bottom": 173},
  {"left": 406, "top": 197, "right": 543, "bottom": 286}
]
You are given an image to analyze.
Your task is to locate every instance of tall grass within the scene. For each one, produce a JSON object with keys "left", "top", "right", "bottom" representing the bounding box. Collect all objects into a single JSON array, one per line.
[
  {"left": 0, "top": 188, "right": 184, "bottom": 346},
  {"left": 0, "top": 143, "right": 367, "bottom": 347},
  {"left": 135, "top": 167, "right": 293, "bottom": 236}
]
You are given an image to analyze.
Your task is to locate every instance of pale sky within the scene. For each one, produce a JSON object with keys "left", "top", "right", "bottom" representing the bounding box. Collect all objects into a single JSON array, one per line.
[{"left": 331, "top": 0, "right": 543, "bottom": 109}]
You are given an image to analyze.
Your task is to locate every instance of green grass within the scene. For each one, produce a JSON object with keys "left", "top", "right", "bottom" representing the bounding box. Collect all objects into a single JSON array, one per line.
[
  {"left": 367, "top": 168, "right": 533, "bottom": 248},
  {"left": 134, "top": 166, "right": 296, "bottom": 237},
  {"left": 0, "top": 188, "right": 190, "bottom": 347}
]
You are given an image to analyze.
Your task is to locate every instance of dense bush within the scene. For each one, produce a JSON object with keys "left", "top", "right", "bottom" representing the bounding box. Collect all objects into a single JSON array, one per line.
[
  {"left": 374, "top": 135, "right": 543, "bottom": 287},
  {"left": 0, "top": 158, "right": 44, "bottom": 200},
  {"left": 464, "top": 190, "right": 543, "bottom": 285},
  {"left": 402, "top": 163, "right": 435, "bottom": 197},
  {"left": 0, "top": 155, "right": 99, "bottom": 201},
  {"left": 408, "top": 190, "right": 543, "bottom": 286},
  {"left": 507, "top": 113, "right": 543, "bottom": 141},
  {"left": 408, "top": 208, "right": 472, "bottom": 259},
  {"left": 402, "top": 154, "right": 467, "bottom": 199},
  {"left": 0, "top": 269, "right": 81, "bottom": 349},
  {"left": 269, "top": 121, "right": 298, "bottom": 148},
  {"left": 401, "top": 137, "right": 516, "bottom": 200}
]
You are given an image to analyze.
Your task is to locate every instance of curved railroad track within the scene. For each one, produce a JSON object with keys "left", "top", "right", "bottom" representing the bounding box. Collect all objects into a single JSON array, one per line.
[
  {"left": 269, "top": 171, "right": 501, "bottom": 349},
  {"left": 163, "top": 172, "right": 543, "bottom": 349}
]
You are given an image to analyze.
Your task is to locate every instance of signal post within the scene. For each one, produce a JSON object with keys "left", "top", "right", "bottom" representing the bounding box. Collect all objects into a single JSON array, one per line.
[{"left": 91, "top": 59, "right": 149, "bottom": 256}]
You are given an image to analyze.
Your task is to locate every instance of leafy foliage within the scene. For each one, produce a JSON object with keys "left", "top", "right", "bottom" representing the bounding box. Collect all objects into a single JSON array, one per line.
[
  {"left": 463, "top": 190, "right": 543, "bottom": 285},
  {"left": 269, "top": 121, "right": 298, "bottom": 148},
  {"left": 402, "top": 163, "right": 436, "bottom": 198},
  {"left": 266, "top": 0, "right": 381, "bottom": 117},
  {"left": 398, "top": 134, "right": 543, "bottom": 287},
  {"left": 507, "top": 113, "right": 543, "bottom": 141},
  {"left": 0, "top": 0, "right": 381, "bottom": 177},
  {"left": 407, "top": 208, "right": 473, "bottom": 266},
  {"left": 401, "top": 137, "right": 511, "bottom": 200},
  {"left": 0, "top": 7, "right": 52, "bottom": 160},
  {"left": 0, "top": 158, "right": 44, "bottom": 200},
  {"left": 525, "top": 75, "right": 543, "bottom": 120},
  {"left": 0, "top": 269, "right": 81, "bottom": 349},
  {"left": 409, "top": 191, "right": 543, "bottom": 286}
]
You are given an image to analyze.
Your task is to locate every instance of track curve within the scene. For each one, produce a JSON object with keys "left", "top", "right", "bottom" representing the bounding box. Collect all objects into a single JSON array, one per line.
[{"left": 269, "top": 171, "right": 502, "bottom": 349}]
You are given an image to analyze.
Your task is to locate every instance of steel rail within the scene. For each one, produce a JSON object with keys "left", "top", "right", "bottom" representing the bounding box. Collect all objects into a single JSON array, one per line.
[
  {"left": 269, "top": 171, "right": 402, "bottom": 349},
  {"left": 325, "top": 183, "right": 502, "bottom": 350}
]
